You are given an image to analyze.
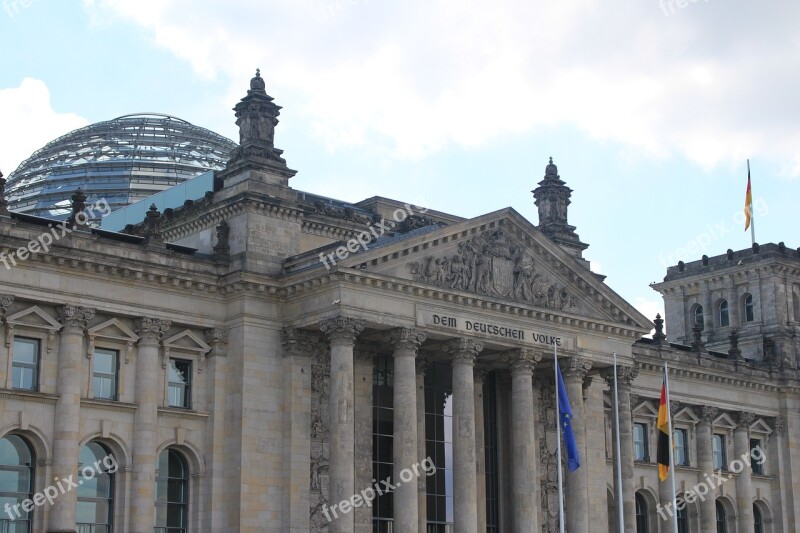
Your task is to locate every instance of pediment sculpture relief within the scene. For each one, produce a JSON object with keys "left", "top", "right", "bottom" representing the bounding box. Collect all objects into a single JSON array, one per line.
[{"left": 407, "top": 228, "right": 579, "bottom": 311}]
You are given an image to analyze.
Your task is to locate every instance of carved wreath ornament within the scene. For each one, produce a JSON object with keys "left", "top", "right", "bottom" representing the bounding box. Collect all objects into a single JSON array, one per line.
[{"left": 407, "top": 229, "right": 578, "bottom": 311}]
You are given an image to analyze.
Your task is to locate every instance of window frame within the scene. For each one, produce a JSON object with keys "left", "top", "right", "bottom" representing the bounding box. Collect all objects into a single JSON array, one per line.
[
  {"left": 154, "top": 448, "right": 189, "bottom": 533},
  {"left": 635, "top": 492, "right": 648, "bottom": 533},
  {"left": 750, "top": 438, "right": 764, "bottom": 475},
  {"left": 633, "top": 422, "right": 649, "bottom": 462},
  {"left": 12, "top": 336, "right": 41, "bottom": 392},
  {"left": 167, "top": 359, "right": 192, "bottom": 409},
  {"left": 744, "top": 294, "right": 755, "bottom": 323},
  {"left": 719, "top": 300, "right": 730, "bottom": 327},
  {"left": 712, "top": 434, "right": 727, "bottom": 471},
  {"left": 716, "top": 500, "right": 727, "bottom": 533},
  {"left": 92, "top": 348, "right": 119, "bottom": 401},
  {"left": 76, "top": 441, "right": 115, "bottom": 533},
  {"left": 694, "top": 305, "right": 705, "bottom": 329},
  {"left": 674, "top": 428, "right": 689, "bottom": 467},
  {"left": 0, "top": 434, "right": 35, "bottom": 533}
]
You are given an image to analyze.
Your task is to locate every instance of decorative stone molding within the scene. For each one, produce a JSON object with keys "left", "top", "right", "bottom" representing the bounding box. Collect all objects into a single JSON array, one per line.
[
  {"left": 444, "top": 338, "right": 483, "bottom": 365},
  {"left": 737, "top": 411, "right": 756, "bottom": 430},
  {"left": 319, "top": 316, "right": 364, "bottom": 345},
  {"left": 135, "top": 317, "right": 171, "bottom": 346},
  {"left": 57, "top": 305, "right": 96, "bottom": 334},
  {"left": 670, "top": 400, "right": 681, "bottom": 417},
  {"left": 773, "top": 416, "right": 784, "bottom": 436},
  {"left": 560, "top": 356, "right": 592, "bottom": 380},
  {"left": 504, "top": 348, "right": 541, "bottom": 372},
  {"left": 386, "top": 328, "right": 426, "bottom": 353},
  {"left": 205, "top": 328, "right": 230, "bottom": 358},
  {"left": 601, "top": 364, "right": 639, "bottom": 388},
  {"left": 280, "top": 327, "right": 317, "bottom": 358},
  {"left": 700, "top": 406, "right": 719, "bottom": 424},
  {"left": 629, "top": 394, "right": 640, "bottom": 408},
  {"left": 162, "top": 330, "right": 211, "bottom": 370},
  {"left": 0, "top": 294, "right": 13, "bottom": 319}
]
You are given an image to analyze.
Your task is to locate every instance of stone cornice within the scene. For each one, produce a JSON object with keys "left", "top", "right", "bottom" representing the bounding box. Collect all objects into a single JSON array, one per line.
[
  {"left": 0, "top": 389, "right": 59, "bottom": 405},
  {"left": 80, "top": 398, "right": 138, "bottom": 414},
  {"left": 635, "top": 360, "right": 782, "bottom": 393},
  {"left": 157, "top": 407, "right": 210, "bottom": 420}
]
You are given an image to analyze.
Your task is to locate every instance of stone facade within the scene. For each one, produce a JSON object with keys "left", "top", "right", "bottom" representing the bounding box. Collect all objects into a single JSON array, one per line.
[{"left": 0, "top": 72, "right": 797, "bottom": 533}]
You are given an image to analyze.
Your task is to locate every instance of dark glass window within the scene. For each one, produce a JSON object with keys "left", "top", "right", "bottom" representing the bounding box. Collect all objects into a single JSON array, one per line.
[
  {"left": 77, "top": 442, "right": 114, "bottom": 533},
  {"left": 425, "top": 363, "right": 453, "bottom": 532},
  {"left": 753, "top": 504, "right": 763, "bottom": 533},
  {"left": 0, "top": 435, "right": 34, "bottom": 533},
  {"left": 93, "top": 349, "right": 118, "bottom": 400},
  {"left": 694, "top": 305, "right": 704, "bottom": 329},
  {"left": 677, "top": 503, "right": 689, "bottom": 533},
  {"left": 716, "top": 500, "right": 727, "bottom": 533},
  {"left": 744, "top": 295, "right": 754, "bottom": 322},
  {"left": 635, "top": 493, "right": 648, "bottom": 533},
  {"left": 750, "top": 439, "right": 763, "bottom": 475},
  {"left": 12, "top": 337, "right": 40, "bottom": 391},
  {"left": 168, "top": 360, "right": 191, "bottom": 409},
  {"left": 633, "top": 423, "right": 648, "bottom": 461},
  {"left": 674, "top": 429, "right": 688, "bottom": 466},
  {"left": 154, "top": 449, "right": 188, "bottom": 533},
  {"left": 372, "top": 354, "right": 394, "bottom": 532},
  {"left": 712, "top": 434, "right": 726, "bottom": 470},
  {"left": 719, "top": 300, "right": 730, "bottom": 327},
  {"left": 483, "top": 373, "right": 499, "bottom": 533}
]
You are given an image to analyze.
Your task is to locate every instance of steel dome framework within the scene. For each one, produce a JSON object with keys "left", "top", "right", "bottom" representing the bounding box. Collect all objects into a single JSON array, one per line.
[{"left": 5, "top": 113, "right": 237, "bottom": 220}]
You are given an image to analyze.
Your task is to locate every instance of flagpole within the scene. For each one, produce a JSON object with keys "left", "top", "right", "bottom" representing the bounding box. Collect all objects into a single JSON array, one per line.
[
  {"left": 747, "top": 159, "right": 755, "bottom": 245},
  {"left": 612, "top": 352, "right": 624, "bottom": 533},
  {"left": 555, "top": 344, "right": 566, "bottom": 533},
  {"left": 664, "top": 363, "right": 679, "bottom": 533}
]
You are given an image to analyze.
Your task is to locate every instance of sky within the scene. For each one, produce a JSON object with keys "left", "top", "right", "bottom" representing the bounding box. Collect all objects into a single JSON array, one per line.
[{"left": 1, "top": 0, "right": 799, "bottom": 336}]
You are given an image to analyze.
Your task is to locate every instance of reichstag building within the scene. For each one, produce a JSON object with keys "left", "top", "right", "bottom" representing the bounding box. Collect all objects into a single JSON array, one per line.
[{"left": 0, "top": 71, "right": 797, "bottom": 533}]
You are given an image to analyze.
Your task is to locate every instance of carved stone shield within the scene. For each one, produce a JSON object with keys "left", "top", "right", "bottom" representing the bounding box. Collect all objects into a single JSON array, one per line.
[{"left": 491, "top": 257, "right": 514, "bottom": 297}]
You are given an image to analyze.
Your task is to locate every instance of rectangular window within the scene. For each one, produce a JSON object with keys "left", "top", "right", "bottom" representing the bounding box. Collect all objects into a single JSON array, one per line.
[
  {"left": 372, "top": 354, "right": 394, "bottom": 532},
  {"left": 483, "top": 373, "right": 499, "bottom": 533},
  {"left": 168, "top": 359, "right": 192, "bottom": 409},
  {"left": 750, "top": 438, "right": 764, "bottom": 475},
  {"left": 92, "top": 348, "right": 118, "bottom": 400},
  {"left": 633, "top": 423, "right": 648, "bottom": 461},
  {"left": 674, "top": 428, "right": 689, "bottom": 466},
  {"left": 712, "top": 434, "right": 726, "bottom": 470},
  {"left": 12, "top": 337, "right": 40, "bottom": 391}
]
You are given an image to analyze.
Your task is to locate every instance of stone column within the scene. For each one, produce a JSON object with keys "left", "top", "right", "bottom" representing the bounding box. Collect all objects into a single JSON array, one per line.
[
  {"left": 353, "top": 343, "right": 376, "bottom": 533},
  {"left": 48, "top": 305, "right": 94, "bottom": 532},
  {"left": 416, "top": 359, "right": 428, "bottom": 533},
  {"left": 727, "top": 282, "right": 740, "bottom": 328},
  {"left": 696, "top": 406, "right": 718, "bottom": 532},
  {"left": 507, "top": 348, "right": 540, "bottom": 533},
  {"left": 583, "top": 376, "right": 609, "bottom": 532},
  {"left": 474, "top": 366, "right": 487, "bottom": 533},
  {"left": 281, "top": 328, "right": 318, "bottom": 533},
  {"left": 703, "top": 285, "right": 714, "bottom": 333},
  {"left": 387, "top": 328, "right": 426, "bottom": 533},
  {"left": 603, "top": 364, "right": 639, "bottom": 533},
  {"left": 444, "top": 338, "right": 483, "bottom": 533},
  {"left": 562, "top": 356, "right": 591, "bottom": 533},
  {"left": 320, "top": 317, "right": 364, "bottom": 533},
  {"left": 734, "top": 412, "right": 756, "bottom": 533},
  {"left": 130, "top": 317, "right": 171, "bottom": 533}
]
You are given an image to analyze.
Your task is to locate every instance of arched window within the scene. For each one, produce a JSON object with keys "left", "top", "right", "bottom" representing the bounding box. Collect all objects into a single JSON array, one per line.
[
  {"left": 677, "top": 503, "right": 689, "bottom": 533},
  {"left": 635, "top": 493, "right": 648, "bottom": 533},
  {"left": 719, "top": 300, "right": 730, "bottom": 327},
  {"left": 753, "top": 504, "right": 763, "bottom": 533},
  {"left": 77, "top": 442, "right": 114, "bottom": 533},
  {"left": 716, "top": 500, "right": 727, "bottom": 533},
  {"left": 793, "top": 290, "right": 799, "bottom": 322},
  {"left": 744, "top": 294, "right": 754, "bottom": 322},
  {"left": 155, "top": 448, "right": 189, "bottom": 533},
  {"left": 0, "top": 434, "right": 35, "bottom": 533},
  {"left": 694, "top": 305, "right": 705, "bottom": 329}
]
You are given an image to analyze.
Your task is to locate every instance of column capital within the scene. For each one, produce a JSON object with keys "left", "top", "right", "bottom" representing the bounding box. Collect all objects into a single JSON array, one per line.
[
  {"left": 773, "top": 416, "right": 784, "bottom": 436},
  {"left": 700, "top": 405, "right": 718, "bottom": 424},
  {"left": 504, "top": 348, "right": 541, "bottom": 373},
  {"left": 601, "top": 364, "right": 639, "bottom": 388},
  {"left": 135, "top": 317, "right": 171, "bottom": 346},
  {"left": 736, "top": 411, "right": 756, "bottom": 430},
  {"left": 444, "top": 338, "right": 483, "bottom": 366},
  {"left": 320, "top": 316, "right": 364, "bottom": 346},
  {"left": 386, "top": 327, "right": 426, "bottom": 353},
  {"left": 561, "top": 356, "right": 592, "bottom": 380},
  {"left": 280, "top": 327, "right": 319, "bottom": 357},
  {"left": 58, "top": 305, "right": 95, "bottom": 334},
  {"left": 204, "top": 328, "right": 229, "bottom": 358},
  {"left": 0, "top": 294, "right": 13, "bottom": 319}
]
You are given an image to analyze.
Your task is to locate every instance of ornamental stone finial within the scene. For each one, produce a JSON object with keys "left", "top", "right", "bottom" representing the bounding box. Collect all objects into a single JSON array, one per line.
[
  {"left": 444, "top": 338, "right": 483, "bottom": 366},
  {"left": 57, "top": 304, "right": 95, "bottom": 333},
  {"left": 653, "top": 314, "right": 666, "bottom": 344},
  {"left": 320, "top": 316, "right": 365, "bottom": 345},
  {"left": 135, "top": 317, "right": 171, "bottom": 344},
  {"left": 386, "top": 328, "right": 426, "bottom": 352}
]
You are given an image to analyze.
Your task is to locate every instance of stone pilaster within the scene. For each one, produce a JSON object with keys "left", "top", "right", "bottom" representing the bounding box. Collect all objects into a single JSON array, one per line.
[
  {"left": 203, "top": 328, "right": 229, "bottom": 531},
  {"left": 703, "top": 285, "right": 714, "bottom": 335},
  {"left": 603, "top": 364, "right": 639, "bottom": 533},
  {"left": 727, "top": 282, "right": 740, "bottom": 328},
  {"left": 48, "top": 305, "right": 94, "bottom": 533},
  {"left": 320, "top": 317, "right": 364, "bottom": 533},
  {"left": 444, "top": 338, "right": 483, "bottom": 533},
  {"left": 130, "top": 317, "right": 171, "bottom": 533},
  {"left": 734, "top": 412, "right": 756, "bottom": 533},
  {"left": 507, "top": 348, "right": 541, "bottom": 533},
  {"left": 697, "top": 406, "right": 718, "bottom": 532},
  {"left": 281, "top": 328, "right": 318, "bottom": 533},
  {"left": 474, "top": 365, "right": 487, "bottom": 533},
  {"left": 583, "top": 375, "right": 609, "bottom": 532},
  {"left": 415, "top": 357, "right": 428, "bottom": 533},
  {"left": 561, "top": 356, "right": 591, "bottom": 533},
  {"left": 353, "top": 342, "right": 376, "bottom": 533},
  {"left": 386, "top": 328, "right": 425, "bottom": 533}
]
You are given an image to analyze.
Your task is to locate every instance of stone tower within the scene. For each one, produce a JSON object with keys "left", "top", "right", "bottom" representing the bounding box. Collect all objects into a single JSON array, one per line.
[{"left": 532, "top": 157, "right": 589, "bottom": 260}]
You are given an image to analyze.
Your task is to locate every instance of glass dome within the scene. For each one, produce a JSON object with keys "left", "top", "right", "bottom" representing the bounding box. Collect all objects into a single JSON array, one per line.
[{"left": 4, "top": 113, "right": 237, "bottom": 221}]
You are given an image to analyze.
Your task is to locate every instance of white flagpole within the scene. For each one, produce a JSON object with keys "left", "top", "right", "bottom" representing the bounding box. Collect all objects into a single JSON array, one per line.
[
  {"left": 555, "top": 344, "right": 565, "bottom": 533},
  {"left": 664, "top": 362, "right": 679, "bottom": 533},
  {"left": 748, "top": 159, "right": 756, "bottom": 245},
  {"left": 613, "top": 352, "right": 624, "bottom": 533}
]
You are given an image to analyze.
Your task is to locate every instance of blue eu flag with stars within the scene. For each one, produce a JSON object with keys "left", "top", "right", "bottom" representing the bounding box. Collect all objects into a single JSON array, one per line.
[{"left": 556, "top": 360, "right": 580, "bottom": 471}]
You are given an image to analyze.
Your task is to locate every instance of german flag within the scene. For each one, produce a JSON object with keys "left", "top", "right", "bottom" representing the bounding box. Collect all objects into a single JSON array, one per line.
[
  {"left": 744, "top": 167, "right": 753, "bottom": 231},
  {"left": 656, "top": 377, "right": 670, "bottom": 481}
]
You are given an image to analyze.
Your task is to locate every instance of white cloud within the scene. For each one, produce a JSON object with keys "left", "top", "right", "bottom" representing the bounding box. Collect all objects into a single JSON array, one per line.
[
  {"left": 634, "top": 297, "right": 665, "bottom": 338},
  {"left": 80, "top": 0, "right": 800, "bottom": 173},
  {"left": 0, "top": 79, "right": 90, "bottom": 177}
]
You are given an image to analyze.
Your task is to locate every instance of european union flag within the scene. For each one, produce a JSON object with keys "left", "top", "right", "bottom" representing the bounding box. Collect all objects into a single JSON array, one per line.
[{"left": 556, "top": 360, "right": 580, "bottom": 471}]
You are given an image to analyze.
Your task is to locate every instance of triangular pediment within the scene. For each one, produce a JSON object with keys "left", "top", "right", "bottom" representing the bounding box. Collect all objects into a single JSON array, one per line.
[
  {"left": 749, "top": 418, "right": 772, "bottom": 435},
  {"left": 713, "top": 413, "right": 737, "bottom": 430},
  {"left": 674, "top": 407, "right": 700, "bottom": 425},
  {"left": 633, "top": 401, "right": 659, "bottom": 418},
  {"left": 5, "top": 306, "right": 61, "bottom": 331},
  {"left": 337, "top": 208, "right": 652, "bottom": 330},
  {"left": 163, "top": 330, "right": 211, "bottom": 354},
  {"left": 88, "top": 319, "right": 139, "bottom": 343}
]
